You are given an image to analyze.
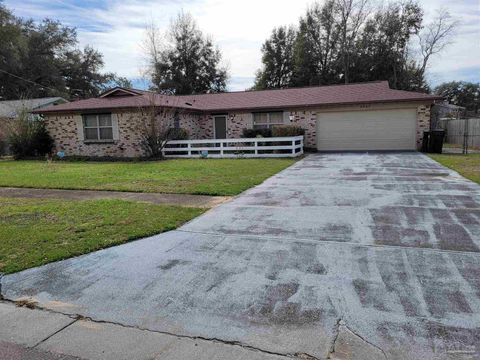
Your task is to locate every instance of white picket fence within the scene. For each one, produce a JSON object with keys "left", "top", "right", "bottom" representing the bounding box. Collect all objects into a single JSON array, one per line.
[{"left": 162, "top": 136, "right": 304, "bottom": 158}]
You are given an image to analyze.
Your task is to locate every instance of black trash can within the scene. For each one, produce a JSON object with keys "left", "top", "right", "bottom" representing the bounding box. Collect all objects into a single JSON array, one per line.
[{"left": 429, "top": 130, "right": 445, "bottom": 154}]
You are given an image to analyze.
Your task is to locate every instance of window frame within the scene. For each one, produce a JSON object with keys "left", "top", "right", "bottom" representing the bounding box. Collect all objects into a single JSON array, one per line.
[
  {"left": 82, "top": 113, "right": 114, "bottom": 143},
  {"left": 252, "top": 111, "right": 284, "bottom": 129}
]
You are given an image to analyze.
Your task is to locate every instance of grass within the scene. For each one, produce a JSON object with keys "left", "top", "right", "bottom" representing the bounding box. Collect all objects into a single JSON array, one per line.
[
  {"left": 429, "top": 153, "right": 480, "bottom": 184},
  {"left": 0, "top": 158, "right": 296, "bottom": 196},
  {"left": 0, "top": 197, "right": 204, "bottom": 274},
  {"left": 442, "top": 143, "right": 458, "bottom": 149},
  {"left": 443, "top": 143, "right": 480, "bottom": 151}
]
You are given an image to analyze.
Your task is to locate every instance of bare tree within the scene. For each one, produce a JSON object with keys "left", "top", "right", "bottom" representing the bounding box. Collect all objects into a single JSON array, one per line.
[
  {"left": 141, "top": 21, "right": 164, "bottom": 79},
  {"left": 418, "top": 9, "right": 457, "bottom": 76},
  {"left": 335, "top": 0, "right": 371, "bottom": 83},
  {"left": 134, "top": 93, "right": 189, "bottom": 158}
]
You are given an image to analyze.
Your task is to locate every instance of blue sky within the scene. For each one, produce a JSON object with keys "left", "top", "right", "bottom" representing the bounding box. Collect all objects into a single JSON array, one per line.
[{"left": 5, "top": 0, "right": 480, "bottom": 91}]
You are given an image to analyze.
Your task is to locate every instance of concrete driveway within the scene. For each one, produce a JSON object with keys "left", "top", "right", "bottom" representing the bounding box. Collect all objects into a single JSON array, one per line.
[{"left": 3, "top": 153, "right": 480, "bottom": 359}]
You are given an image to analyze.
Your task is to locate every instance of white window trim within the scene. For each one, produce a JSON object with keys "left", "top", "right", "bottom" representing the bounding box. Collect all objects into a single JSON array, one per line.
[
  {"left": 82, "top": 114, "right": 114, "bottom": 142},
  {"left": 253, "top": 111, "right": 284, "bottom": 129}
]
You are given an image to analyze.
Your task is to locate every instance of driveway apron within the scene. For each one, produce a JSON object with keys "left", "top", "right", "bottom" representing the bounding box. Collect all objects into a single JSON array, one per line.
[{"left": 3, "top": 153, "right": 480, "bottom": 359}]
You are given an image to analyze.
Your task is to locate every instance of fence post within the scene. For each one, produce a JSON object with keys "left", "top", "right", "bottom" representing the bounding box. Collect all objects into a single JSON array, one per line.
[
  {"left": 465, "top": 118, "right": 469, "bottom": 155},
  {"left": 254, "top": 138, "right": 258, "bottom": 156},
  {"left": 188, "top": 142, "right": 191, "bottom": 157}
]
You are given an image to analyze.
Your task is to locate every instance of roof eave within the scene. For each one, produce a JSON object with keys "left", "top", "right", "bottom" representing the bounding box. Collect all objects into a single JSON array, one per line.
[
  {"left": 202, "top": 96, "right": 443, "bottom": 113},
  {"left": 33, "top": 104, "right": 205, "bottom": 115},
  {"left": 34, "top": 95, "right": 443, "bottom": 115}
]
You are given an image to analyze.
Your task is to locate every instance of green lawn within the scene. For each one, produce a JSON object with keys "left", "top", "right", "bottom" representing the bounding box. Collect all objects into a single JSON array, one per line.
[
  {"left": 0, "top": 158, "right": 295, "bottom": 196},
  {"left": 429, "top": 153, "right": 480, "bottom": 184},
  {"left": 0, "top": 197, "right": 204, "bottom": 274}
]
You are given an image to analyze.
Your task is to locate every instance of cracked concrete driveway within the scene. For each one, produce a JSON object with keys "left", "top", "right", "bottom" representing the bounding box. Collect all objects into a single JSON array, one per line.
[{"left": 2, "top": 153, "right": 480, "bottom": 359}]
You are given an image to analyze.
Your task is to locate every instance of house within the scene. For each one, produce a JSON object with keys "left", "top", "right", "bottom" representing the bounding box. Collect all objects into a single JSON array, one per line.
[
  {"left": 0, "top": 97, "right": 68, "bottom": 155},
  {"left": 34, "top": 81, "right": 442, "bottom": 158},
  {"left": 0, "top": 97, "right": 68, "bottom": 120}
]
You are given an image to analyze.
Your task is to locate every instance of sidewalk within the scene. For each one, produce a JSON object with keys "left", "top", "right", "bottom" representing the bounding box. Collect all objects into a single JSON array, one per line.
[
  {"left": 0, "top": 187, "right": 230, "bottom": 208},
  {"left": 0, "top": 301, "right": 290, "bottom": 360},
  {"left": 0, "top": 340, "right": 82, "bottom": 360}
]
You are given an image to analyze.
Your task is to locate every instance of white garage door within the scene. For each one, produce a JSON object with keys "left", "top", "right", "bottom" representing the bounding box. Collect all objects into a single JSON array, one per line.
[{"left": 316, "top": 108, "right": 417, "bottom": 151}]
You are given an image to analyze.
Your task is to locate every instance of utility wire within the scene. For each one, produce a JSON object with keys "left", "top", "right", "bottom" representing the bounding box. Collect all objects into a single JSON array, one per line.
[{"left": 0, "top": 68, "right": 60, "bottom": 93}]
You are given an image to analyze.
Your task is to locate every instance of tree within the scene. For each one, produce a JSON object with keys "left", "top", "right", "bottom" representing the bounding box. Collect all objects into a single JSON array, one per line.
[
  {"left": 335, "top": 0, "right": 370, "bottom": 83},
  {"left": 418, "top": 9, "right": 457, "bottom": 77},
  {"left": 147, "top": 12, "right": 228, "bottom": 95},
  {"left": 141, "top": 21, "right": 162, "bottom": 81},
  {"left": 0, "top": 1, "right": 128, "bottom": 100},
  {"left": 254, "top": 0, "right": 456, "bottom": 92},
  {"left": 353, "top": 1, "right": 425, "bottom": 90},
  {"left": 435, "top": 81, "right": 480, "bottom": 115},
  {"left": 292, "top": 0, "right": 340, "bottom": 87},
  {"left": 61, "top": 46, "right": 132, "bottom": 99},
  {"left": 254, "top": 26, "right": 296, "bottom": 89},
  {"left": 135, "top": 94, "right": 189, "bottom": 158},
  {"left": 0, "top": 2, "right": 27, "bottom": 98}
]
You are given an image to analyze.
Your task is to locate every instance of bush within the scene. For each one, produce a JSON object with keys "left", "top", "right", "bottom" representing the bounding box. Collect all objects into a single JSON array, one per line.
[
  {"left": 242, "top": 128, "right": 272, "bottom": 138},
  {"left": 0, "top": 129, "right": 7, "bottom": 156},
  {"left": 0, "top": 138, "right": 7, "bottom": 156},
  {"left": 8, "top": 117, "right": 54, "bottom": 159},
  {"left": 167, "top": 127, "right": 189, "bottom": 140},
  {"left": 272, "top": 125, "right": 305, "bottom": 137}
]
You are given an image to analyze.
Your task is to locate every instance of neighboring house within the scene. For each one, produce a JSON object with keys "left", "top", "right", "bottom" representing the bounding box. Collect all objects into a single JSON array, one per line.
[
  {"left": 34, "top": 81, "right": 442, "bottom": 158},
  {"left": 0, "top": 97, "right": 68, "bottom": 120},
  {"left": 0, "top": 97, "right": 68, "bottom": 155}
]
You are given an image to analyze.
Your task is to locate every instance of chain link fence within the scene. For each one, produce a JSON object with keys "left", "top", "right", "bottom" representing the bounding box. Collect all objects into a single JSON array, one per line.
[{"left": 432, "top": 104, "right": 480, "bottom": 154}]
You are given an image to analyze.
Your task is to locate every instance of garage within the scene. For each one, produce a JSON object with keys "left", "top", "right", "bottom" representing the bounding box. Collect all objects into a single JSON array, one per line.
[{"left": 316, "top": 108, "right": 418, "bottom": 151}]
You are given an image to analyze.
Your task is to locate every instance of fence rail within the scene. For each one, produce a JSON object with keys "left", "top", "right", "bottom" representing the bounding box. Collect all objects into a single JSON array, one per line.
[{"left": 162, "top": 136, "right": 304, "bottom": 158}]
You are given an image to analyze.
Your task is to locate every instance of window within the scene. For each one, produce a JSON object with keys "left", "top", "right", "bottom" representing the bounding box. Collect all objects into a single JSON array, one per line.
[
  {"left": 253, "top": 112, "right": 284, "bottom": 129},
  {"left": 83, "top": 114, "right": 113, "bottom": 141}
]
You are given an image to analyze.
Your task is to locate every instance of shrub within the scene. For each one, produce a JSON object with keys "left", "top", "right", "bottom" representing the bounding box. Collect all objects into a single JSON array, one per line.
[
  {"left": 31, "top": 121, "right": 55, "bottom": 155},
  {"left": 272, "top": 125, "right": 305, "bottom": 137},
  {"left": 167, "top": 127, "right": 189, "bottom": 140},
  {"left": 0, "top": 126, "right": 7, "bottom": 156},
  {"left": 8, "top": 115, "right": 54, "bottom": 159},
  {"left": 242, "top": 128, "right": 272, "bottom": 138},
  {"left": 0, "top": 138, "right": 7, "bottom": 156}
]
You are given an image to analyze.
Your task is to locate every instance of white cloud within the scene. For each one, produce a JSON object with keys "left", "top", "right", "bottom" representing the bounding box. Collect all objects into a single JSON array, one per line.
[{"left": 5, "top": 0, "right": 480, "bottom": 90}]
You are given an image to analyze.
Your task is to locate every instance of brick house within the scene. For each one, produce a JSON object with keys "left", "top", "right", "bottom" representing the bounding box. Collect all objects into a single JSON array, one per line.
[{"left": 35, "top": 81, "right": 442, "bottom": 158}]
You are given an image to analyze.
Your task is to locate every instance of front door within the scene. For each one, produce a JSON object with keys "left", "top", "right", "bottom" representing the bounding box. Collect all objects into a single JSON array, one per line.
[{"left": 214, "top": 115, "right": 227, "bottom": 139}]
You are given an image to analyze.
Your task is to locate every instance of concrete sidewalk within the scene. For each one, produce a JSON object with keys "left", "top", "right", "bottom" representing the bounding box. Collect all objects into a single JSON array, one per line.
[
  {"left": 0, "top": 301, "right": 294, "bottom": 360},
  {"left": 0, "top": 187, "right": 230, "bottom": 208},
  {"left": 0, "top": 340, "right": 82, "bottom": 360}
]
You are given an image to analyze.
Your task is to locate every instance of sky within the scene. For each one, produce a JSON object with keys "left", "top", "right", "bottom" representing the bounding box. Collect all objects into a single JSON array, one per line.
[{"left": 5, "top": 0, "right": 480, "bottom": 91}]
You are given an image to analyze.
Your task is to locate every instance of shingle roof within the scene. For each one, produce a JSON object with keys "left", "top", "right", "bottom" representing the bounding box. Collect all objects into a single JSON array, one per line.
[
  {"left": 35, "top": 81, "right": 442, "bottom": 114},
  {"left": 0, "top": 97, "right": 68, "bottom": 117}
]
